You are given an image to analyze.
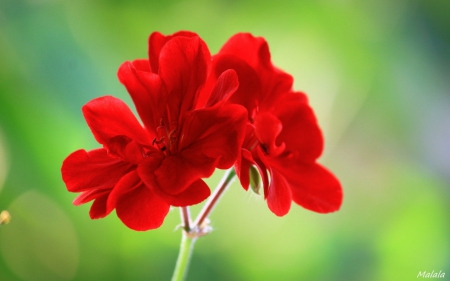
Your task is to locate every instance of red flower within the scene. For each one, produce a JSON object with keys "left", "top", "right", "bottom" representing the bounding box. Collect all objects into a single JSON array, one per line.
[
  {"left": 209, "top": 33, "right": 343, "bottom": 216},
  {"left": 61, "top": 32, "right": 247, "bottom": 231}
]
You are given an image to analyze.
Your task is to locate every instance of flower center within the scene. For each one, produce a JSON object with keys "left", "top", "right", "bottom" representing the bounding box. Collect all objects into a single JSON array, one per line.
[{"left": 152, "top": 119, "right": 178, "bottom": 155}]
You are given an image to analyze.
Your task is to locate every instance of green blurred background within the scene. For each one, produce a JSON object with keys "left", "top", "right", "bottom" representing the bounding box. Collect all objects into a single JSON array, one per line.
[{"left": 1, "top": 0, "right": 449, "bottom": 280}]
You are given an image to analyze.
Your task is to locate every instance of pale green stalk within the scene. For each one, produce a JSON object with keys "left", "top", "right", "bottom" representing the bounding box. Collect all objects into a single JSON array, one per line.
[
  {"left": 171, "top": 231, "right": 196, "bottom": 281},
  {"left": 171, "top": 168, "right": 237, "bottom": 281}
]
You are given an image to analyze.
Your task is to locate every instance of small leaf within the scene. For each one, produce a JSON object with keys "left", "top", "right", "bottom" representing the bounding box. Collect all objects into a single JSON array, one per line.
[{"left": 249, "top": 165, "right": 261, "bottom": 194}]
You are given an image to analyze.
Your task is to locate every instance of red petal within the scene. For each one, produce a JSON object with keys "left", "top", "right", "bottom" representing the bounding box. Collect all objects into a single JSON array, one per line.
[
  {"left": 217, "top": 33, "right": 293, "bottom": 108},
  {"left": 153, "top": 154, "right": 216, "bottom": 195},
  {"left": 219, "top": 33, "right": 271, "bottom": 70},
  {"left": 254, "top": 112, "right": 285, "bottom": 157},
  {"left": 82, "top": 96, "right": 153, "bottom": 149},
  {"left": 257, "top": 68, "right": 294, "bottom": 109},
  {"left": 137, "top": 154, "right": 211, "bottom": 206},
  {"left": 61, "top": 149, "right": 133, "bottom": 192},
  {"left": 179, "top": 104, "right": 247, "bottom": 169},
  {"left": 234, "top": 148, "right": 253, "bottom": 190},
  {"left": 115, "top": 183, "right": 170, "bottom": 231},
  {"left": 136, "top": 151, "right": 162, "bottom": 185},
  {"left": 254, "top": 148, "right": 273, "bottom": 199},
  {"left": 117, "top": 60, "right": 160, "bottom": 133},
  {"left": 106, "top": 170, "right": 142, "bottom": 214},
  {"left": 158, "top": 36, "right": 210, "bottom": 121},
  {"left": 271, "top": 92, "right": 323, "bottom": 162},
  {"left": 89, "top": 194, "right": 110, "bottom": 219},
  {"left": 73, "top": 188, "right": 110, "bottom": 206},
  {"left": 152, "top": 179, "right": 211, "bottom": 207},
  {"left": 148, "top": 31, "right": 201, "bottom": 73},
  {"left": 106, "top": 136, "right": 148, "bottom": 165},
  {"left": 287, "top": 163, "right": 343, "bottom": 213},
  {"left": 72, "top": 189, "right": 113, "bottom": 219},
  {"left": 205, "top": 69, "right": 239, "bottom": 107},
  {"left": 209, "top": 54, "right": 261, "bottom": 114},
  {"left": 266, "top": 169, "right": 292, "bottom": 216}
]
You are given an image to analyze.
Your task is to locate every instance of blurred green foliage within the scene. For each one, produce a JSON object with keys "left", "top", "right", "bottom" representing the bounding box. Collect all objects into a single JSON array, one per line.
[{"left": 1, "top": 0, "right": 449, "bottom": 280}]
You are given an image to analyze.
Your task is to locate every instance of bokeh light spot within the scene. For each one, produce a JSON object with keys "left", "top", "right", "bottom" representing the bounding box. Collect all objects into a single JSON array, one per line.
[{"left": 0, "top": 190, "right": 79, "bottom": 281}]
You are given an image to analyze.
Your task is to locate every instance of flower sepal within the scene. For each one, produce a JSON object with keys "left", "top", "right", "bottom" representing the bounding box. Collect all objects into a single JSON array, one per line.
[{"left": 249, "top": 165, "right": 261, "bottom": 195}]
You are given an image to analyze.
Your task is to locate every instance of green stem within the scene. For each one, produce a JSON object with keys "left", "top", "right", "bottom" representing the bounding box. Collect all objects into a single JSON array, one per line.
[
  {"left": 171, "top": 168, "right": 237, "bottom": 281},
  {"left": 171, "top": 231, "right": 196, "bottom": 281}
]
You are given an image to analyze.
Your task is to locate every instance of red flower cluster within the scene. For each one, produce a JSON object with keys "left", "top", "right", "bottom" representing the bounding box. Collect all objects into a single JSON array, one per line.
[
  {"left": 208, "top": 33, "right": 343, "bottom": 216},
  {"left": 61, "top": 31, "right": 342, "bottom": 231}
]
